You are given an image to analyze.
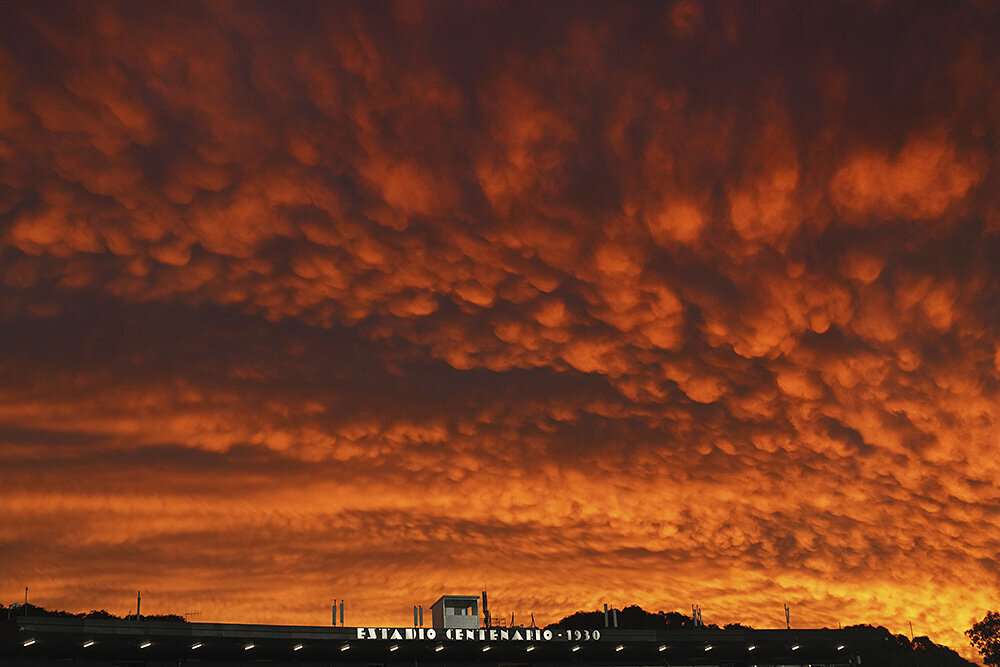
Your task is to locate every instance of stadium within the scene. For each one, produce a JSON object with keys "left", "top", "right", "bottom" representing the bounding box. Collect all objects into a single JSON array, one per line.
[{"left": 2, "top": 593, "right": 868, "bottom": 666}]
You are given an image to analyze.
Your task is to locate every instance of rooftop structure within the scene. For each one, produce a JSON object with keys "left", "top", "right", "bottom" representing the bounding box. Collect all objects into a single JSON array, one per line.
[{"left": 430, "top": 594, "right": 479, "bottom": 630}]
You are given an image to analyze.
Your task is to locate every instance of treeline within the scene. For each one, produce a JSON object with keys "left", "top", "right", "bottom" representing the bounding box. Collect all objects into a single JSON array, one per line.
[
  {"left": 549, "top": 605, "right": 703, "bottom": 630},
  {"left": 1, "top": 603, "right": 185, "bottom": 623},
  {"left": 843, "top": 624, "right": 976, "bottom": 667},
  {"left": 549, "top": 605, "right": 975, "bottom": 667}
]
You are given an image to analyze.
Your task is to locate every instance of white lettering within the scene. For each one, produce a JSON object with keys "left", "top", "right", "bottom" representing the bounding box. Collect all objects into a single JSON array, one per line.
[{"left": 356, "top": 626, "right": 596, "bottom": 643}]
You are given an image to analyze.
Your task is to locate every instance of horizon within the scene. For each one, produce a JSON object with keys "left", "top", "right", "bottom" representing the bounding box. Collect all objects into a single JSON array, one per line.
[{"left": 0, "top": 597, "right": 944, "bottom": 636}]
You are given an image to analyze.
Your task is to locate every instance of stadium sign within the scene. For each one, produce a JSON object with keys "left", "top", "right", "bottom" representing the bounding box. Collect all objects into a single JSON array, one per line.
[{"left": 356, "top": 627, "right": 602, "bottom": 642}]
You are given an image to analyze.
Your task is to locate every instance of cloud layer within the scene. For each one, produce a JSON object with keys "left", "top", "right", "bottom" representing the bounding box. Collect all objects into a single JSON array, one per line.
[{"left": 2, "top": 0, "right": 1000, "bottom": 657}]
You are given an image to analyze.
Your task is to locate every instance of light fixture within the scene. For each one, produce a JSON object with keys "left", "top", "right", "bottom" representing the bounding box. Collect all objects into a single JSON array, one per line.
[
  {"left": 748, "top": 644, "right": 756, "bottom": 651},
  {"left": 191, "top": 642, "right": 202, "bottom": 650},
  {"left": 526, "top": 644, "right": 535, "bottom": 652},
  {"left": 23, "top": 639, "right": 36, "bottom": 647},
  {"left": 244, "top": 643, "right": 255, "bottom": 651},
  {"left": 571, "top": 644, "right": 581, "bottom": 652},
  {"left": 837, "top": 644, "right": 846, "bottom": 651},
  {"left": 482, "top": 645, "right": 491, "bottom": 652},
  {"left": 615, "top": 644, "right": 624, "bottom": 652},
  {"left": 389, "top": 644, "right": 399, "bottom": 652},
  {"left": 293, "top": 643, "right": 303, "bottom": 651},
  {"left": 434, "top": 644, "right": 445, "bottom": 652},
  {"left": 704, "top": 644, "right": 713, "bottom": 651},
  {"left": 658, "top": 644, "right": 667, "bottom": 652},
  {"left": 792, "top": 644, "right": 800, "bottom": 651},
  {"left": 340, "top": 642, "right": 351, "bottom": 651},
  {"left": 83, "top": 640, "right": 95, "bottom": 648},
  {"left": 140, "top": 641, "right": 152, "bottom": 649}
]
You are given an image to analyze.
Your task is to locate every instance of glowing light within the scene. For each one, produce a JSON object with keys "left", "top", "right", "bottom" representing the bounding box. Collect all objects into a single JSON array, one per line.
[
  {"left": 658, "top": 644, "right": 667, "bottom": 652},
  {"left": 389, "top": 644, "right": 399, "bottom": 652},
  {"left": 191, "top": 642, "right": 202, "bottom": 649},
  {"left": 340, "top": 643, "right": 350, "bottom": 651},
  {"left": 791, "top": 644, "right": 800, "bottom": 651},
  {"left": 83, "top": 640, "right": 95, "bottom": 648},
  {"left": 704, "top": 644, "right": 713, "bottom": 651},
  {"left": 140, "top": 641, "right": 151, "bottom": 649},
  {"left": 837, "top": 644, "right": 846, "bottom": 651},
  {"left": 244, "top": 642, "right": 254, "bottom": 650},
  {"left": 572, "top": 645, "right": 581, "bottom": 652},
  {"left": 434, "top": 644, "right": 445, "bottom": 652},
  {"left": 482, "top": 645, "right": 491, "bottom": 652},
  {"left": 293, "top": 643, "right": 303, "bottom": 651},
  {"left": 748, "top": 644, "right": 756, "bottom": 651},
  {"left": 526, "top": 645, "right": 535, "bottom": 652},
  {"left": 615, "top": 644, "right": 624, "bottom": 651},
  {"left": 23, "top": 639, "right": 36, "bottom": 647}
]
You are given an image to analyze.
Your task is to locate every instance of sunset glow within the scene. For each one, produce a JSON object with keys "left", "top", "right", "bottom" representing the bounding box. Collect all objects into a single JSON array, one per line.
[{"left": 2, "top": 2, "right": 999, "bottom": 661}]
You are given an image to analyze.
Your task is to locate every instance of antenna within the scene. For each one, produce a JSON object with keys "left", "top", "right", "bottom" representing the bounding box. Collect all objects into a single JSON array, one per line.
[
  {"left": 339, "top": 600, "right": 345, "bottom": 626},
  {"left": 482, "top": 590, "right": 491, "bottom": 628},
  {"left": 333, "top": 600, "right": 338, "bottom": 626},
  {"left": 604, "top": 603, "right": 609, "bottom": 628},
  {"left": 784, "top": 603, "right": 790, "bottom": 630},
  {"left": 136, "top": 591, "right": 141, "bottom": 620}
]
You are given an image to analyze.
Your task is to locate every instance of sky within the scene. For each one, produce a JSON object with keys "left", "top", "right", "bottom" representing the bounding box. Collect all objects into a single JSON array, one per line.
[{"left": 1, "top": 0, "right": 999, "bottom": 659}]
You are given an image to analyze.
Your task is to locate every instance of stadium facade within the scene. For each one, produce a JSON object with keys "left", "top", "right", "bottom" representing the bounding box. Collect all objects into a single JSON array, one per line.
[{"left": 2, "top": 593, "right": 865, "bottom": 666}]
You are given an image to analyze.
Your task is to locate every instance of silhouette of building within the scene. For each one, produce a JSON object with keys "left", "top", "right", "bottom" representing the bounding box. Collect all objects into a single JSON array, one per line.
[{"left": 1, "top": 593, "right": 864, "bottom": 666}]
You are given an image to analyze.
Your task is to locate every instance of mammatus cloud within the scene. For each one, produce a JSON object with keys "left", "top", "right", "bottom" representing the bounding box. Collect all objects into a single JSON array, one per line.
[{"left": 2, "top": 0, "right": 1000, "bottom": 659}]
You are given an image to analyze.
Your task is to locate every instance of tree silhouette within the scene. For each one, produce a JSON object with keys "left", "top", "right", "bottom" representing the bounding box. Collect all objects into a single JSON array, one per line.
[{"left": 968, "top": 610, "right": 1000, "bottom": 665}]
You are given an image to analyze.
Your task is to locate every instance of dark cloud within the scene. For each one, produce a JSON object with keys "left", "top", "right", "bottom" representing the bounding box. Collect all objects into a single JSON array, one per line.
[{"left": 1, "top": 0, "right": 1000, "bottom": 658}]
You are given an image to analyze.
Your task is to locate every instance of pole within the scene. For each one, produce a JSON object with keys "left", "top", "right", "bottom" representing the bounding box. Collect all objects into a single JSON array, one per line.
[{"left": 136, "top": 591, "right": 141, "bottom": 620}]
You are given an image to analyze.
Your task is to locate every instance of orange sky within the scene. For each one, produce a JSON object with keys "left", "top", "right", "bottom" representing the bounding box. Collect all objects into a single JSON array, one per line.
[{"left": 1, "top": 1, "right": 999, "bottom": 661}]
